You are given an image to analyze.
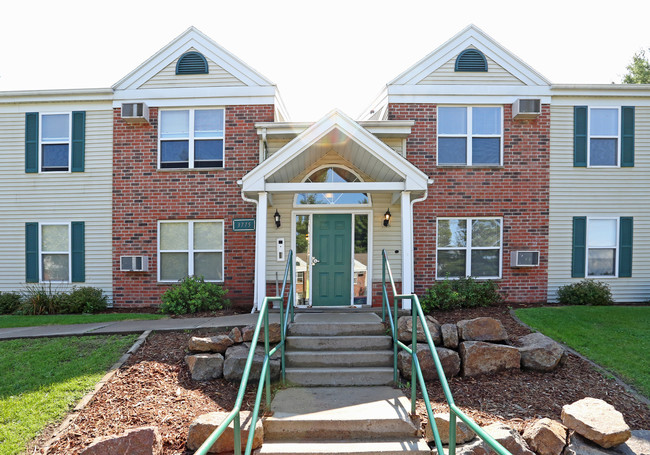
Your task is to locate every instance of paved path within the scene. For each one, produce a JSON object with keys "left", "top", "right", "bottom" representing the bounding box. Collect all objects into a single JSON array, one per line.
[{"left": 0, "top": 313, "right": 280, "bottom": 340}]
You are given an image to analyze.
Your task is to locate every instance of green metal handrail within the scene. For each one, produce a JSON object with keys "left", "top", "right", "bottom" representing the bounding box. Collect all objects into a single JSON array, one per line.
[
  {"left": 381, "top": 249, "right": 511, "bottom": 455},
  {"left": 195, "top": 250, "right": 295, "bottom": 455}
]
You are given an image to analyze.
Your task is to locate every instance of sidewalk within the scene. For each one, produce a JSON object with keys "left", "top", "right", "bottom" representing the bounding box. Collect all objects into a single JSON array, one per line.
[{"left": 0, "top": 313, "right": 280, "bottom": 340}]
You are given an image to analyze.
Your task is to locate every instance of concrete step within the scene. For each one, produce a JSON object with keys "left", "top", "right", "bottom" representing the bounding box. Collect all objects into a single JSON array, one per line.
[
  {"left": 285, "top": 350, "right": 393, "bottom": 368},
  {"left": 256, "top": 439, "right": 431, "bottom": 455},
  {"left": 286, "top": 336, "right": 392, "bottom": 351},
  {"left": 263, "top": 387, "right": 418, "bottom": 441},
  {"left": 285, "top": 367, "right": 394, "bottom": 386},
  {"left": 288, "top": 322, "right": 386, "bottom": 337}
]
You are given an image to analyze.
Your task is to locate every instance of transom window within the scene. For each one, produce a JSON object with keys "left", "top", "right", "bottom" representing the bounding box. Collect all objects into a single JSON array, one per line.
[
  {"left": 158, "top": 220, "right": 224, "bottom": 282},
  {"left": 587, "top": 218, "right": 618, "bottom": 277},
  {"left": 589, "top": 107, "right": 619, "bottom": 166},
  {"left": 159, "top": 109, "right": 224, "bottom": 169},
  {"left": 437, "top": 218, "right": 502, "bottom": 279},
  {"left": 296, "top": 167, "right": 369, "bottom": 205},
  {"left": 437, "top": 106, "right": 502, "bottom": 166},
  {"left": 41, "top": 113, "right": 70, "bottom": 172},
  {"left": 41, "top": 223, "right": 70, "bottom": 281}
]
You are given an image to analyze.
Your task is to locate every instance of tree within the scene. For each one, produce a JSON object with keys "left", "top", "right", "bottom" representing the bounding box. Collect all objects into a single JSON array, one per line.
[{"left": 622, "top": 49, "right": 650, "bottom": 84}]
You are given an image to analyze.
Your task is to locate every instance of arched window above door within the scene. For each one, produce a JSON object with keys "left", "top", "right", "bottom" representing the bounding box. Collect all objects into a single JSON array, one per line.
[{"left": 295, "top": 166, "right": 371, "bottom": 206}]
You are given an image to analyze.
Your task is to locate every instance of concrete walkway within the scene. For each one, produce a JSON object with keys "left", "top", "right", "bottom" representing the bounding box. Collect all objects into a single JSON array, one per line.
[{"left": 0, "top": 313, "right": 280, "bottom": 340}]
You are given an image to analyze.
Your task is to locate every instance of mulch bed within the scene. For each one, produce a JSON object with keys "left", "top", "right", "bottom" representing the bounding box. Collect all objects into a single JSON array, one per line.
[{"left": 42, "top": 306, "right": 649, "bottom": 454}]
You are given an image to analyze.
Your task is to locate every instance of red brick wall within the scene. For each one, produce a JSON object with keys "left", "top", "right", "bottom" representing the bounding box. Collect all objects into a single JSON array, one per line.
[
  {"left": 112, "top": 105, "right": 274, "bottom": 308},
  {"left": 388, "top": 103, "right": 550, "bottom": 303}
]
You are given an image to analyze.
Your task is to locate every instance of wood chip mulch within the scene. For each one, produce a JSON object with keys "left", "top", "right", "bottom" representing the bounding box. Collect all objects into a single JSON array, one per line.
[{"left": 40, "top": 306, "right": 649, "bottom": 454}]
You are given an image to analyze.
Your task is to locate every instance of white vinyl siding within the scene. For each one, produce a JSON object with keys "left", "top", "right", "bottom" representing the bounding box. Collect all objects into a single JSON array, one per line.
[
  {"left": 0, "top": 106, "right": 113, "bottom": 298},
  {"left": 548, "top": 104, "right": 650, "bottom": 302}
]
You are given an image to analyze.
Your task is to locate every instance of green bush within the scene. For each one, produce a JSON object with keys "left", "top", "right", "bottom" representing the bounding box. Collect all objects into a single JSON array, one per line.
[
  {"left": 557, "top": 280, "right": 613, "bottom": 306},
  {"left": 0, "top": 292, "right": 23, "bottom": 314},
  {"left": 18, "top": 283, "right": 67, "bottom": 315},
  {"left": 64, "top": 287, "right": 108, "bottom": 314},
  {"left": 159, "top": 275, "right": 229, "bottom": 315},
  {"left": 421, "top": 277, "right": 503, "bottom": 313}
]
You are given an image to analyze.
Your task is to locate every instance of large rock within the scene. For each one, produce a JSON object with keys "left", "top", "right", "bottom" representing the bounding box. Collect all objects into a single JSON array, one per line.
[
  {"left": 228, "top": 327, "right": 243, "bottom": 343},
  {"left": 397, "top": 315, "right": 442, "bottom": 345},
  {"left": 398, "top": 344, "right": 461, "bottom": 380},
  {"left": 425, "top": 413, "right": 476, "bottom": 444},
  {"left": 189, "top": 335, "right": 234, "bottom": 353},
  {"left": 518, "top": 333, "right": 565, "bottom": 372},
  {"left": 523, "top": 418, "right": 568, "bottom": 455},
  {"left": 615, "top": 430, "right": 650, "bottom": 455},
  {"left": 223, "top": 343, "right": 280, "bottom": 382},
  {"left": 186, "top": 354, "right": 224, "bottom": 381},
  {"left": 562, "top": 398, "right": 631, "bottom": 448},
  {"left": 441, "top": 323, "right": 459, "bottom": 349},
  {"left": 242, "top": 323, "right": 282, "bottom": 344},
  {"left": 454, "top": 423, "right": 534, "bottom": 455},
  {"left": 459, "top": 341, "right": 520, "bottom": 377},
  {"left": 80, "top": 426, "right": 162, "bottom": 455},
  {"left": 186, "top": 411, "right": 263, "bottom": 453},
  {"left": 563, "top": 432, "right": 616, "bottom": 455},
  {"left": 457, "top": 317, "right": 508, "bottom": 342}
]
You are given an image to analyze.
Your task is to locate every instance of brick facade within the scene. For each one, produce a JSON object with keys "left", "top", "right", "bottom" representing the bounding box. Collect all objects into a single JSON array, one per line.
[
  {"left": 388, "top": 103, "right": 550, "bottom": 303},
  {"left": 112, "top": 105, "right": 274, "bottom": 308}
]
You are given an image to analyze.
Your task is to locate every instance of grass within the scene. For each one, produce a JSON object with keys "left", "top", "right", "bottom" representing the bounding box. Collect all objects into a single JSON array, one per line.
[
  {"left": 0, "top": 313, "right": 166, "bottom": 329},
  {"left": 515, "top": 306, "right": 650, "bottom": 397},
  {"left": 0, "top": 334, "right": 138, "bottom": 455}
]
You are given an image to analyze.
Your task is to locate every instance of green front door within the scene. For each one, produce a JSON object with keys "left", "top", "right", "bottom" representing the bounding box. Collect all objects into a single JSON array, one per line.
[{"left": 312, "top": 214, "right": 352, "bottom": 306}]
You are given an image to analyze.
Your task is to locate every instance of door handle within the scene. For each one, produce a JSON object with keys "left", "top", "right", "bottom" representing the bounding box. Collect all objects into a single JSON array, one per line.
[{"left": 311, "top": 257, "right": 320, "bottom": 266}]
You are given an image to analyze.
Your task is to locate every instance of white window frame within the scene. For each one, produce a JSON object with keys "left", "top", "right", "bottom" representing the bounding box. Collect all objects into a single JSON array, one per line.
[
  {"left": 586, "top": 216, "right": 619, "bottom": 278},
  {"left": 587, "top": 106, "right": 621, "bottom": 168},
  {"left": 437, "top": 106, "right": 503, "bottom": 166},
  {"left": 436, "top": 217, "right": 503, "bottom": 279},
  {"left": 293, "top": 164, "right": 372, "bottom": 208},
  {"left": 39, "top": 112, "right": 72, "bottom": 173},
  {"left": 158, "top": 108, "right": 225, "bottom": 169},
  {"left": 39, "top": 222, "right": 72, "bottom": 283},
  {"left": 157, "top": 220, "right": 225, "bottom": 283}
]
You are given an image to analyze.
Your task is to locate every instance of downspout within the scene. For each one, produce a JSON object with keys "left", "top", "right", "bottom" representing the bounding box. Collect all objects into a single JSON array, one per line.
[
  {"left": 240, "top": 188, "right": 259, "bottom": 313},
  {"left": 409, "top": 179, "right": 432, "bottom": 294}
]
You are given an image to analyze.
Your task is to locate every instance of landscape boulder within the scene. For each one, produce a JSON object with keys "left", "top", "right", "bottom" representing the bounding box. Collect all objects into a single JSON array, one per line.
[
  {"left": 397, "top": 315, "right": 442, "bottom": 345},
  {"left": 563, "top": 432, "right": 616, "bottom": 455},
  {"left": 441, "top": 323, "right": 459, "bottom": 349},
  {"left": 454, "top": 423, "right": 534, "bottom": 455},
  {"left": 186, "top": 411, "right": 263, "bottom": 453},
  {"left": 425, "top": 412, "right": 476, "bottom": 444},
  {"left": 457, "top": 317, "right": 508, "bottom": 342},
  {"left": 185, "top": 353, "right": 224, "bottom": 381},
  {"left": 223, "top": 343, "right": 281, "bottom": 382},
  {"left": 228, "top": 327, "right": 243, "bottom": 343},
  {"left": 242, "top": 323, "right": 282, "bottom": 344},
  {"left": 80, "top": 426, "right": 162, "bottom": 455},
  {"left": 398, "top": 344, "right": 460, "bottom": 380},
  {"left": 615, "top": 430, "right": 650, "bottom": 455},
  {"left": 517, "top": 333, "right": 565, "bottom": 372},
  {"left": 189, "top": 335, "right": 234, "bottom": 353},
  {"left": 523, "top": 418, "right": 568, "bottom": 455},
  {"left": 459, "top": 341, "right": 520, "bottom": 377},
  {"left": 561, "top": 398, "right": 631, "bottom": 448}
]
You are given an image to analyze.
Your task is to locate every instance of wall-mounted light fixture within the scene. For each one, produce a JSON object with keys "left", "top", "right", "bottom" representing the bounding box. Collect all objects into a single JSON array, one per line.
[
  {"left": 383, "top": 208, "right": 391, "bottom": 227},
  {"left": 274, "top": 209, "right": 281, "bottom": 228}
]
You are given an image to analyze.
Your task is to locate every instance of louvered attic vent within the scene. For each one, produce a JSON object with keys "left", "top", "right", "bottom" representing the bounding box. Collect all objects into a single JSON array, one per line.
[
  {"left": 455, "top": 49, "right": 488, "bottom": 72},
  {"left": 176, "top": 51, "right": 209, "bottom": 75}
]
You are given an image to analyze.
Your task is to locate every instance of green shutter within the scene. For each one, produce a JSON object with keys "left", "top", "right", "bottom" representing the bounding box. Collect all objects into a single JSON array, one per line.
[
  {"left": 25, "top": 112, "right": 39, "bottom": 173},
  {"left": 25, "top": 222, "right": 39, "bottom": 282},
  {"left": 619, "top": 217, "right": 633, "bottom": 277},
  {"left": 573, "top": 106, "right": 587, "bottom": 167},
  {"left": 71, "top": 222, "right": 85, "bottom": 282},
  {"left": 621, "top": 106, "right": 634, "bottom": 167},
  {"left": 71, "top": 111, "right": 85, "bottom": 172},
  {"left": 571, "top": 217, "right": 586, "bottom": 278}
]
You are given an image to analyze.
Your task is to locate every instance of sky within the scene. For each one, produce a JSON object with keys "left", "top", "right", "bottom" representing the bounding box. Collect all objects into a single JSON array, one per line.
[{"left": 1, "top": 0, "right": 649, "bottom": 121}]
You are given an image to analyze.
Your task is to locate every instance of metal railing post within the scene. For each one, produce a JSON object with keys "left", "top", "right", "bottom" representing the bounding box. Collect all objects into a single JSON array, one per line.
[
  {"left": 449, "top": 411, "right": 457, "bottom": 455},
  {"left": 264, "top": 307, "right": 271, "bottom": 409},
  {"left": 393, "top": 293, "right": 398, "bottom": 385},
  {"left": 381, "top": 256, "right": 386, "bottom": 323},
  {"left": 411, "top": 296, "right": 417, "bottom": 415},
  {"left": 233, "top": 412, "right": 241, "bottom": 455}
]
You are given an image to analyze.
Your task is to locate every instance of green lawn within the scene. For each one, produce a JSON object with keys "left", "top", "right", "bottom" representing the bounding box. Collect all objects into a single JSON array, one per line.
[
  {"left": 0, "top": 335, "right": 138, "bottom": 455},
  {"left": 515, "top": 306, "right": 650, "bottom": 397},
  {"left": 0, "top": 313, "right": 166, "bottom": 329}
]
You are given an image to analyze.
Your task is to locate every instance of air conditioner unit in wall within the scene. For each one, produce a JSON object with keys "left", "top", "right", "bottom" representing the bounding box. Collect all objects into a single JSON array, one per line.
[
  {"left": 121, "top": 103, "right": 150, "bottom": 123},
  {"left": 120, "top": 256, "right": 149, "bottom": 272},
  {"left": 512, "top": 99, "right": 541, "bottom": 119},
  {"left": 510, "top": 251, "right": 540, "bottom": 267}
]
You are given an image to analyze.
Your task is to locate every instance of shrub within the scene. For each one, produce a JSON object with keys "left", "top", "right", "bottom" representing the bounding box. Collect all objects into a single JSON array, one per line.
[
  {"left": 557, "top": 280, "right": 613, "bottom": 306},
  {"left": 421, "top": 277, "right": 503, "bottom": 313},
  {"left": 18, "top": 283, "right": 67, "bottom": 315},
  {"left": 159, "top": 275, "right": 229, "bottom": 315},
  {"left": 64, "top": 287, "right": 108, "bottom": 314},
  {"left": 0, "top": 292, "right": 23, "bottom": 314}
]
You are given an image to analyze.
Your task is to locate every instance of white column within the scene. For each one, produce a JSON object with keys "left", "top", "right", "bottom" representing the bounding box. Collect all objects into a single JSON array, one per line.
[
  {"left": 400, "top": 191, "right": 413, "bottom": 310},
  {"left": 255, "top": 192, "right": 268, "bottom": 311}
]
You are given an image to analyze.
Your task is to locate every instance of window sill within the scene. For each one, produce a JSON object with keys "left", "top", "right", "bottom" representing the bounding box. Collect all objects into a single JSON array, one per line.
[
  {"left": 157, "top": 280, "right": 225, "bottom": 285},
  {"left": 436, "top": 165, "right": 504, "bottom": 169},
  {"left": 435, "top": 276, "right": 502, "bottom": 281},
  {"left": 157, "top": 167, "right": 225, "bottom": 173}
]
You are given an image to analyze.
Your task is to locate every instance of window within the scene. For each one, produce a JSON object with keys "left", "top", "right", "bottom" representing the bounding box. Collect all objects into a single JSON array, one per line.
[
  {"left": 437, "top": 107, "right": 502, "bottom": 166},
  {"left": 437, "top": 218, "right": 502, "bottom": 279},
  {"left": 572, "top": 216, "right": 633, "bottom": 278},
  {"left": 587, "top": 218, "right": 618, "bottom": 277},
  {"left": 159, "top": 109, "right": 224, "bottom": 169},
  {"left": 41, "top": 224, "right": 70, "bottom": 281},
  {"left": 589, "top": 108, "right": 619, "bottom": 166},
  {"left": 574, "top": 106, "right": 635, "bottom": 168},
  {"left": 25, "top": 222, "right": 85, "bottom": 283},
  {"left": 41, "top": 113, "right": 71, "bottom": 171},
  {"left": 296, "top": 166, "right": 370, "bottom": 205},
  {"left": 158, "top": 220, "right": 224, "bottom": 282}
]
